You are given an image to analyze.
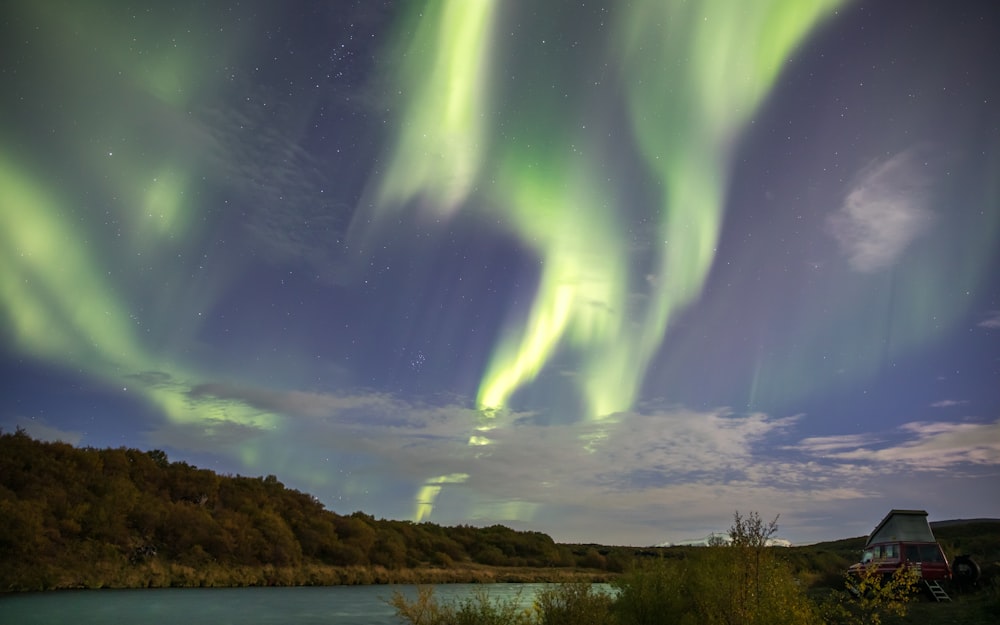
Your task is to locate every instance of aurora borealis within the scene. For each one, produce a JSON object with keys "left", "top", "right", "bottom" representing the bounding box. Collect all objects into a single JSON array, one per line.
[{"left": 2, "top": 0, "right": 998, "bottom": 544}]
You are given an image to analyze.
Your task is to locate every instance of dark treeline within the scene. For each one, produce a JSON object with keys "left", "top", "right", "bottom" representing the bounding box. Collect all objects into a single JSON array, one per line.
[{"left": 0, "top": 429, "right": 629, "bottom": 590}]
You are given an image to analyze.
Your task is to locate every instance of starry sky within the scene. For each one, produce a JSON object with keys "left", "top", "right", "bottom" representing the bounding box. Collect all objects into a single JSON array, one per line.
[{"left": 2, "top": 0, "right": 998, "bottom": 546}]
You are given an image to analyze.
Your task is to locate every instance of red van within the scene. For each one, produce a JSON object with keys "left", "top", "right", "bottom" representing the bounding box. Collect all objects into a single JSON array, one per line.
[
  {"left": 849, "top": 538, "right": 952, "bottom": 581},
  {"left": 847, "top": 509, "right": 952, "bottom": 582}
]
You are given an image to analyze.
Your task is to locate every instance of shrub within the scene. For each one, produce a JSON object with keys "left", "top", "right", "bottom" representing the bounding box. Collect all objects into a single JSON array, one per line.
[
  {"left": 982, "top": 574, "right": 1000, "bottom": 620},
  {"left": 390, "top": 586, "right": 446, "bottom": 625},
  {"left": 533, "top": 581, "right": 614, "bottom": 625},
  {"left": 389, "top": 586, "right": 534, "bottom": 625},
  {"left": 612, "top": 557, "right": 695, "bottom": 625},
  {"left": 819, "top": 563, "right": 920, "bottom": 625},
  {"left": 612, "top": 511, "right": 819, "bottom": 625}
]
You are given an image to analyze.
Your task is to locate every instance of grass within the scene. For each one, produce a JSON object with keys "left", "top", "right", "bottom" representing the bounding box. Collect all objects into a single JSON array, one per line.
[
  {"left": 887, "top": 592, "right": 998, "bottom": 625},
  {"left": 808, "top": 580, "right": 1000, "bottom": 625},
  {"left": 1, "top": 561, "right": 614, "bottom": 593}
]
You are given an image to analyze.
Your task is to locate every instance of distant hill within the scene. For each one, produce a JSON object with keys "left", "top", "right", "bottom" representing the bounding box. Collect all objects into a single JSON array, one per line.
[
  {"left": 931, "top": 518, "right": 1000, "bottom": 529},
  {"left": 796, "top": 518, "right": 1000, "bottom": 550},
  {"left": 655, "top": 532, "right": 792, "bottom": 548}
]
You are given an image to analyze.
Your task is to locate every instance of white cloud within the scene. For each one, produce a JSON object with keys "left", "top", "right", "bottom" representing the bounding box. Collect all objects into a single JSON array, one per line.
[
  {"left": 144, "top": 383, "right": 1000, "bottom": 545},
  {"left": 979, "top": 311, "right": 1000, "bottom": 329},
  {"left": 9, "top": 417, "right": 83, "bottom": 445},
  {"left": 930, "top": 399, "right": 968, "bottom": 408},
  {"left": 798, "top": 419, "right": 1000, "bottom": 469},
  {"left": 794, "top": 433, "right": 873, "bottom": 453},
  {"left": 828, "top": 150, "right": 935, "bottom": 272}
]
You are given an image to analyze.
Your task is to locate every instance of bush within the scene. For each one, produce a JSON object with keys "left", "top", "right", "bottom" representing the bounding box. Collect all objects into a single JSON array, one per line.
[
  {"left": 533, "top": 581, "right": 614, "bottom": 625},
  {"left": 612, "top": 511, "right": 819, "bottom": 625},
  {"left": 389, "top": 586, "right": 446, "bottom": 625},
  {"left": 982, "top": 574, "right": 1000, "bottom": 621},
  {"left": 819, "top": 564, "right": 920, "bottom": 625},
  {"left": 389, "top": 586, "right": 534, "bottom": 625},
  {"left": 612, "top": 557, "right": 696, "bottom": 625}
]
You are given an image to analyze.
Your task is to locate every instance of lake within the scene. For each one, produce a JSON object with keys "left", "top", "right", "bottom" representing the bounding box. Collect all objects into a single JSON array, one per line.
[{"left": 0, "top": 583, "right": 550, "bottom": 625}]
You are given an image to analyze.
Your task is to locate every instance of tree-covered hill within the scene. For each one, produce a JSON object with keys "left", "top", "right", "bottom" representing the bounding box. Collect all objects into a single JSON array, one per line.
[{"left": 0, "top": 428, "right": 593, "bottom": 590}]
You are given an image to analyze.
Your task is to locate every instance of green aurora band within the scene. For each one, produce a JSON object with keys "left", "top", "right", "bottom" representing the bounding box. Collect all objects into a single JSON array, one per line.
[
  {"left": 374, "top": 0, "right": 846, "bottom": 424},
  {"left": 368, "top": 0, "right": 847, "bottom": 521},
  {"left": 3, "top": 0, "right": 998, "bottom": 528},
  {"left": 0, "top": 1, "right": 282, "bottom": 467},
  {"left": 0, "top": 154, "right": 279, "bottom": 438}
]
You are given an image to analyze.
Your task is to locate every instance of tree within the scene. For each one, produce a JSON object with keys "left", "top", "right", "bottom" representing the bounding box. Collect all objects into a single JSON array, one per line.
[
  {"left": 146, "top": 449, "right": 169, "bottom": 468},
  {"left": 371, "top": 529, "right": 408, "bottom": 569},
  {"left": 726, "top": 510, "right": 779, "bottom": 624}
]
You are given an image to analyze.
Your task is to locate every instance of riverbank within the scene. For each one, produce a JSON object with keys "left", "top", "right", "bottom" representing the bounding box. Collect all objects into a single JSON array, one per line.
[{"left": 3, "top": 561, "right": 615, "bottom": 593}]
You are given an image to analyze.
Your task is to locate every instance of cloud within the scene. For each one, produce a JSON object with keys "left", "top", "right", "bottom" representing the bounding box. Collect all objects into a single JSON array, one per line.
[
  {"left": 151, "top": 388, "right": 812, "bottom": 494},
  {"left": 138, "top": 385, "right": 1000, "bottom": 544},
  {"left": 930, "top": 399, "right": 968, "bottom": 408},
  {"left": 162, "top": 393, "right": 850, "bottom": 513},
  {"left": 979, "top": 311, "right": 1000, "bottom": 329},
  {"left": 794, "top": 433, "right": 874, "bottom": 454},
  {"left": 828, "top": 150, "right": 935, "bottom": 272},
  {"left": 143, "top": 376, "right": 1000, "bottom": 543},
  {"left": 147, "top": 420, "right": 266, "bottom": 454},
  {"left": 189, "top": 382, "right": 403, "bottom": 421},
  {"left": 8, "top": 417, "right": 83, "bottom": 446},
  {"left": 798, "top": 419, "right": 1000, "bottom": 469}
]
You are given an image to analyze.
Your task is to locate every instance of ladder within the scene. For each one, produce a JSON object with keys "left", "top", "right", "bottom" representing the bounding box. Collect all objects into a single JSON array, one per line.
[{"left": 925, "top": 580, "right": 951, "bottom": 602}]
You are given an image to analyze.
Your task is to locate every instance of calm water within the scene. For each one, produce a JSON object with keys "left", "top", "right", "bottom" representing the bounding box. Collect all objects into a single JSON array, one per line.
[{"left": 0, "top": 584, "right": 549, "bottom": 625}]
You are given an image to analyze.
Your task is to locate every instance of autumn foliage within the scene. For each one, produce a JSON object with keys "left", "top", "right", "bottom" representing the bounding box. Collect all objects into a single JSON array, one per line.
[{"left": 0, "top": 429, "right": 582, "bottom": 591}]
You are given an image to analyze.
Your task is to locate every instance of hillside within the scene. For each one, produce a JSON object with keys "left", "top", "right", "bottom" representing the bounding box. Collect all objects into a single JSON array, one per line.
[
  {"left": 1, "top": 429, "right": 603, "bottom": 591},
  {"left": 2, "top": 429, "right": 998, "bottom": 593}
]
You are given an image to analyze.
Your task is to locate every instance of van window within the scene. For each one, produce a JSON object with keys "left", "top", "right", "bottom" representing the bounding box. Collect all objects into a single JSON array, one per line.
[
  {"left": 904, "top": 545, "right": 921, "bottom": 562},
  {"left": 919, "top": 544, "right": 943, "bottom": 562}
]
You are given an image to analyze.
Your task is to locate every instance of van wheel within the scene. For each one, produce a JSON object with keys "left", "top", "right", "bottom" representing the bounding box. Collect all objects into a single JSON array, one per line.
[{"left": 951, "top": 555, "right": 980, "bottom": 591}]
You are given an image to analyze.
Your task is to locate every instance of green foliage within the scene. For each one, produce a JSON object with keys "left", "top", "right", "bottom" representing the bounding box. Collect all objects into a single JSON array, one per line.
[
  {"left": 982, "top": 574, "right": 1000, "bottom": 621},
  {"left": 613, "top": 511, "right": 819, "bottom": 625},
  {"left": 0, "top": 430, "right": 593, "bottom": 591},
  {"left": 532, "top": 581, "right": 614, "bottom": 625},
  {"left": 934, "top": 521, "right": 1000, "bottom": 567},
  {"left": 613, "top": 558, "right": 691, "bottom": 625},
  {"left": 819, "top": 564, "right": 920, "bottom": 625}
]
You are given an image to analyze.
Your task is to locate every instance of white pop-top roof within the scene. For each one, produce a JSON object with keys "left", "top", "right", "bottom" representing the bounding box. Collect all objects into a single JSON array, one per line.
[{"left": 865, "top": 509, "right": 936, "bottom": 547}]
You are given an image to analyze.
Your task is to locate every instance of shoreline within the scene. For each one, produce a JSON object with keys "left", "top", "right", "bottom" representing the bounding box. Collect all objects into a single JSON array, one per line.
[{"left": 2, "top": 563, "right": 616, "bottom": 594}]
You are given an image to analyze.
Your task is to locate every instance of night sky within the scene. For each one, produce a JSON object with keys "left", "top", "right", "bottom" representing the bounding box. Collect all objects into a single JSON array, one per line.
[{"left": 2, "top": 0, "right": 998, "bottom": 546}]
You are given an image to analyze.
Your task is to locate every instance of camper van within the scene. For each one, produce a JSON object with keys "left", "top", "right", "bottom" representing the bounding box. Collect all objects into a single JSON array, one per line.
[{"left": 848, "top": 509, "right": 952, "bottom": 582}]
